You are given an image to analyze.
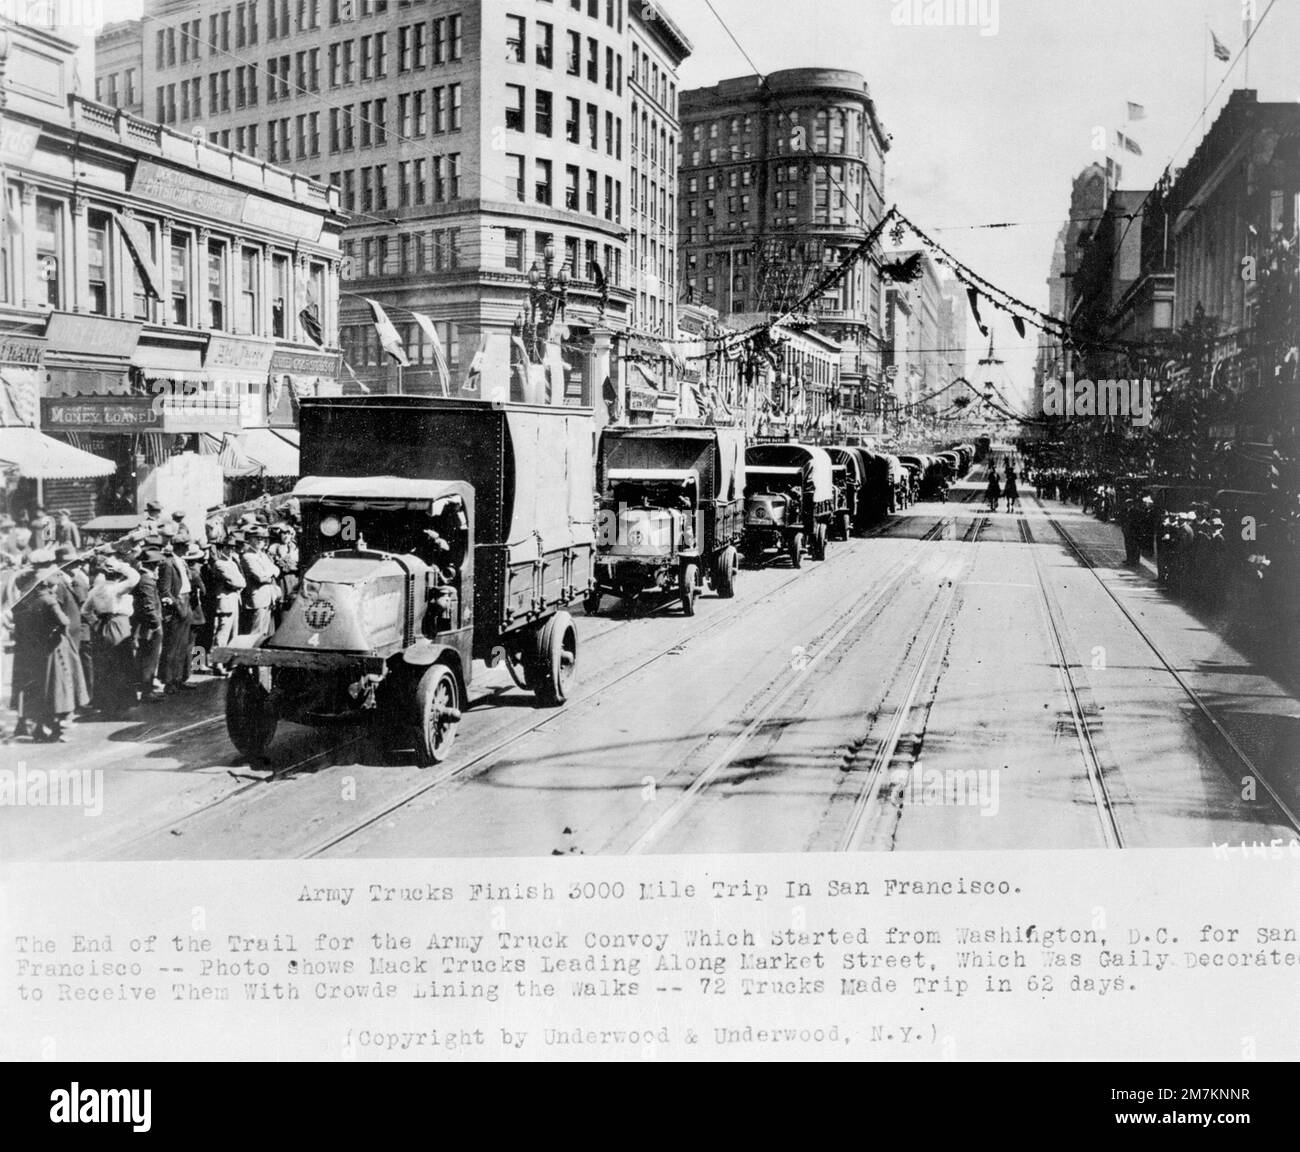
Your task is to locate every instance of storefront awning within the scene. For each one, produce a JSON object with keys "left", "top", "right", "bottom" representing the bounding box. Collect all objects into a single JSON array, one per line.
[
  {"left": 0, "top": 426, "right": 116, "bottom": 479},
  {"left": 241, "top": 426, "right": 300, "bottom": 477}
]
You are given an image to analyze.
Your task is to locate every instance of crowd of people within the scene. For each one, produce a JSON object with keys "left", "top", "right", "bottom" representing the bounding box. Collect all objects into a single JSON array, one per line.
[{"left": 0, "top": 501, "right": 299, "bottom": 743}]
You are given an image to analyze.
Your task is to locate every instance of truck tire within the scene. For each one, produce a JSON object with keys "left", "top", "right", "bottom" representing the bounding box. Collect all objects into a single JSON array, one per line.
[
  {"left": 527, "top": 611, "right": 577, "bottom": 707},
  {"left": 835, "top": 510, "right": 852, "bottom": 541},
  {"left": 680, "top": 562, "right": 700, "bottom": 616},
  {"left": 788, "top": 532, "right": 804, "bottom": 569},
  {"left": 226, "top": 667, "right": 277, "bottom": 761},
  {"left": 713, "top": 546, "right": 738, "bottom": 598},
  {"left": 414, "top": 663, "right": 461, "bottom": 766},
  {"left": 811, "top": 522, "right": 828, "bottom": 561},
  {"left": 582, "top": 589, "right": 603, "bottom": 616}
]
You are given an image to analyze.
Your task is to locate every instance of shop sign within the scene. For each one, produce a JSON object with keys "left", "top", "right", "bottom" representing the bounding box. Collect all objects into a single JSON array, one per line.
[
  {"left": 268, "top": 349, "right": 340, "bottom": 376},
  {"left": 627, "top": 386, "right": 658, "bottom": 413},
  {"left": 0, "top": 121, "right": 39, "bottom": 164},
  {"left": 44, "top": 313, "right": 142, "bottom": 360},
  {"left": 0, "top": 334, "right": 44, "bottom": 366},
  {"left": 242, "top": 196, "right": 324, "bottom": 243},
  {"left": 42, "top": 395, "right": 160, "bottom": 432},
  {"left": 206, "top": 336, "right": 275, "bottom": 373},
  {"left": 131, "top": 161, "right": 248, "bottom": 223}
]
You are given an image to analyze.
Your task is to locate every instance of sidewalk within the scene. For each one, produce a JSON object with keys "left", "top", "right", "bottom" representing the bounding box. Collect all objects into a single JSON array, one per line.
[{"left": 1029, "top": 495, "right": 1300, "bottom": 826}]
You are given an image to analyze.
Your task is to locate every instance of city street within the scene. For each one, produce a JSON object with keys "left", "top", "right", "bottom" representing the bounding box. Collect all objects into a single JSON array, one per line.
[{"left": 5, "top": 468, "right": 1295, "bottom": 862}]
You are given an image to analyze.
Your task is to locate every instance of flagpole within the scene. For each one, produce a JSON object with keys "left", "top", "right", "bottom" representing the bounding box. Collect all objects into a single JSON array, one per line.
[{"left": 1201, "top": 21, "right": 1208, "bottom": 139}]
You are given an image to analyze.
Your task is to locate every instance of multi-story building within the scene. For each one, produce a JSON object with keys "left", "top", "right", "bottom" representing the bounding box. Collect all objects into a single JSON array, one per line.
[
  {"left": 122, "top": 0, "right": 689, "bottom": 404},
  {"left": 93, "top": 20, "right": 145, "bottom": 117},
  {"left": 1034, "top": 162, "right": 1106, "bottom": 416},
  {"left": 677, "top": 68, "right": 890, "bottom": 405},
  {"left": 938, "top": 280, "right": 968, "bottom": 381},
  {"left": 3, "top": 15, "right": 343, "bottom": 525},
  {"left": 881, "top": 248, "right": 944, "bottom": 411}
]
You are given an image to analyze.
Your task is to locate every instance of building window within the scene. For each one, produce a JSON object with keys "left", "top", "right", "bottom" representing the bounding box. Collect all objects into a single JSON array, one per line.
[
  {"left": 535, "top": 89, "right": 552, "bottom": 136},
  {"left": 507, "top": 153, "right": 526, "bottom": 201},
  {"left": 566, "top": 97, "right": 580, "bottom": 143},
  {"left": 449, "top": 83, "right": 462, "bottom": 130},
  {"left": 505, "top": 84, "right": 525, "bottom": 132},
  {"left": 536, "top": 21, "right": 553, "bottom": 67},
  {"left": 170, "top": 233, "right": 190, "bottom": 325},
  {"left": 535, "top": 158, "right": 552, "bottom": 205},
  {"left": 239, "top": 247, "right": 259, "bottom": 334},
  {"left": 566, "top": 30, "right": 580, "bottom": 75},
  {"left": 35, "top": 199, "right": 62, "bottom": 308},
  {"left": 586, "top": 37, "right": 597, "bottom": 83},
  {"left": 207, "top": 241, "right": 227, "bottom": 330},
  {"left": 271, "top": 254, "right": 289, "bottom": 338},
  {"left": 506, "top": 14, "right": 526, "bottom": 62},
  {"left": 129, "top": 219, "right": 157, "bottom": 321},
  {"left": 565, "top": 165, "right": 579, "bottom": 210},
  {"left": 87, "top": 210, "right": 112, "bottom": 315}
]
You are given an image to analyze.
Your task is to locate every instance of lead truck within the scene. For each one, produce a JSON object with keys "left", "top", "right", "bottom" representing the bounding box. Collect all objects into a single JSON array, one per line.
[{"left": 214, "top": 397, "right": 596, "bottom": 766}]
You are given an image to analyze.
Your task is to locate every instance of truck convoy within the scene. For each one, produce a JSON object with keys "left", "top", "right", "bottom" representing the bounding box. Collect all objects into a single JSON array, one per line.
[
  {"left": 215, "top": 397, "right": 595, "bottom": 766},
  {"left": 590, "top": 424, "right": 746, "bottom": 615}
]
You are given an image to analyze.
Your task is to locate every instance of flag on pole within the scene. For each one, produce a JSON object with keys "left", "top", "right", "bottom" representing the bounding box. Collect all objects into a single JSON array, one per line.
[
  {"left": 1211, "top": 30, "right": 1231, "bottom": 61},
  {"left": 1117, "top": 131, "right": 1143, "bottom": 156},
  {"left": 364, "top": 298, "right": 410, "bottom": 367},
  {"left": 409, "top": 311, "right": 450, "bottom": 396},
  {"left": 1126, "top": 102, "right": 1146, "bottom": 121},
  {"left": 342, "top": 359, "right": 370, "bottom": 394}
]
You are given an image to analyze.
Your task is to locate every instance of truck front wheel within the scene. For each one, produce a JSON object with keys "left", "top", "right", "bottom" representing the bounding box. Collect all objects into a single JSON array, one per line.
[
  {"left": 713, "top": 546, "right": 738, "bottom": 598},
  {"left": 414, "top": 664, "right": 461, "bottom": 766},
  {"left": 226, "top": 667, "right": 278, "bottom": 762},
  {"left": 527, "top": 611, "right": 577, "bottom": 707}
]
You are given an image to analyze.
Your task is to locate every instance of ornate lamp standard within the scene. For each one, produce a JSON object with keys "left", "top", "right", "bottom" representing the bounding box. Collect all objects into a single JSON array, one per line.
[{"left": 523, "top": 240, "right": 571, "bottom": 363}]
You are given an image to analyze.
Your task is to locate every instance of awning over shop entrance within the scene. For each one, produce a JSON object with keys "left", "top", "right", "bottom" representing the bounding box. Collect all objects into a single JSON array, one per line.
[
  {"left": 240, "top": 426, "right": 300, "bottom": 477},
  {"left": 0, "top": 426, "right": 116, "bottom": 479}
]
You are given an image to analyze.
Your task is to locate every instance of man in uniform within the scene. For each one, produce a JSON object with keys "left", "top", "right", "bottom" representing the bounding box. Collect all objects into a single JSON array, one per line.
[
  {"left": 240, "top": 527, "right": 280, "bottom": 642},
  {"left": 208, "top": 534, "right": 246, "bottom": 676},
  {"left": 134, "top": 548, "right": 166, "bottom": 702}
]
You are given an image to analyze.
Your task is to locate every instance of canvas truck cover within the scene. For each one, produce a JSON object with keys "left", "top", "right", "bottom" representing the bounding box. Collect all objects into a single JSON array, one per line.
[
  {"left": 745, "top": 443, "right": 835, "bottom": 504},
  {"left": 598, "top": 425, "right": 746, "bottom": 502},
  {"left": 298, "top": 397, "right": 595, "bottom": 556}
]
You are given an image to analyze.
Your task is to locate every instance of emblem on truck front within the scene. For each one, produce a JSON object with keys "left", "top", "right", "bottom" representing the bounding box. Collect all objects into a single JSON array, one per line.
[{"left": 303, "top": 599, "right": 336, "bottom": 630}]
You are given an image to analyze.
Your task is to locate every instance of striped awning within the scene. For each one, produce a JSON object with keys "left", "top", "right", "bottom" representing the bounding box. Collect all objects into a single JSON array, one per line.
[{"left": 0, "top": 426, "right": 116, "bottom": 479}]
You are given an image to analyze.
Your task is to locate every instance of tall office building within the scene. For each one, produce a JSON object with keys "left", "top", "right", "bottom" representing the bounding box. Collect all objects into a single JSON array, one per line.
[
  {"left": 117, "top": 0, "right": 689, "bottom": 397},
  {"left": 677, "top": 68, "right": 890, "bottom": 406}
]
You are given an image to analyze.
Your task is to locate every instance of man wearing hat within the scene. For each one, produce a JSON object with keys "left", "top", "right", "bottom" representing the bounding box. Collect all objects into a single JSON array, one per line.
[
  {"left": 134, "top": 548, "right": 166, "bottom": 701},
  {"left": 53, "top": 509, "right": 81, "bottom": 551},
  {"left": 9, "top": 550, "right": 87, "bottom": 742},
  {"left": 28, "top": 506, "right": 52, "bottom": 551},
  {"left": 184, "top": 541, "right": 210, "bottom": 677},
  {"left": 240, "top": 527, "right": 280, "bottom": 642},
  {"left": 208, "top": 535, "right": 246, "bottom": 674},
  {"left": 87, "top": 554, "right": 140, "bottom": 717},
  {"left": 140, "top": 500, "right": 164, "bottom": 536},
  {"left": 158, "top": 538, "right": 197, "bottom": 693},
  {"left": 55, "top": 544, "right": 93, "bottom": 708},
  {"left": 170, "top": 510, "right": 193, "bottom": 546}
]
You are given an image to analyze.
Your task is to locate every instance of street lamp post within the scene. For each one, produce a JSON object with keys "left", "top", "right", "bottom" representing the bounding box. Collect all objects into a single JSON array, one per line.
[{"left": 525, "top": 241, "right": 571, "bottom": 364}]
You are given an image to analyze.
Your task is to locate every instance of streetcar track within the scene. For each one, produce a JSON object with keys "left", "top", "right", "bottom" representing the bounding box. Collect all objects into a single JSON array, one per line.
[
  {"left": 1018, "top": 515, "right": 1126, "bottom": 850},
  {"left": 624, "top": 514, "right": 964, "bottom": 855},
  {"left": 1031, "top": 497, "right": 1300, "bottom": 836},
  {"left": 836, "top": 514, "right": 988, "bottom": 852}
]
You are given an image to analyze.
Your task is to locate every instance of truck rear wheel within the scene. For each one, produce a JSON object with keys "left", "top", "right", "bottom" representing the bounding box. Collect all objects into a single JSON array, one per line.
[
  {"left": 713, "top": 546, "right": 738, "bottom": 598},
  {"left": 414, "top": 664, "right": 461, "bottom": 766},
  {"left": 680, "top": 562, "right": 700, "bottom": 616},
  {"left": 226, "top": 667, "right": 277, "bottom": 762},
  {"left": 527, "top": 611, "right": 577, "bottom": 708}
]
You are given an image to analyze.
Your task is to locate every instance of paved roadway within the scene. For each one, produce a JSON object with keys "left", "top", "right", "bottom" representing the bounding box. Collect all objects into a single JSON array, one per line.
[{"left": 3, "top": 469, "right": 1297, "bottom": 861}]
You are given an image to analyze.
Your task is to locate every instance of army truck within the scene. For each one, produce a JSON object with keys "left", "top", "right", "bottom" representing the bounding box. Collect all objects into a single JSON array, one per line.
[
  {"left": 741, "top": 443, "right": 836, "bottom": 568},
  {"left": 589, "top": 424, "right": 746, "bottom": 616},
  {"left": 214, "top": 397, "right": 595, "bottom": 766}
]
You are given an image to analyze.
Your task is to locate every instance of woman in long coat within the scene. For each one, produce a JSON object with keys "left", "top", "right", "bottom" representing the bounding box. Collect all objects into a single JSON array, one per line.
[{"left": 10, "top": 552, "right": 87, "bottom": 741}]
